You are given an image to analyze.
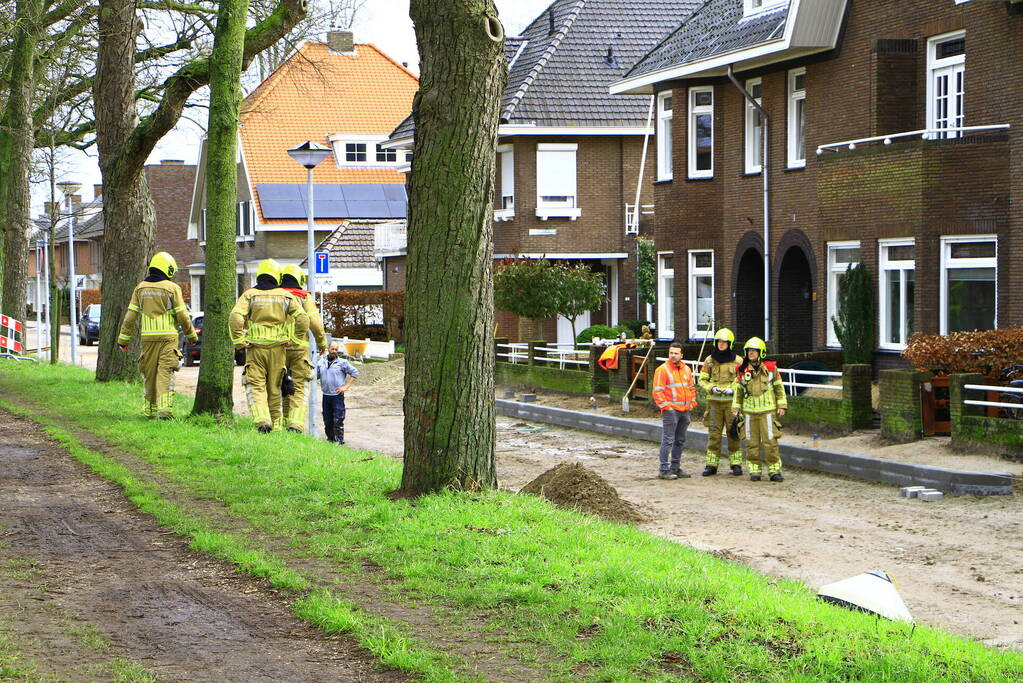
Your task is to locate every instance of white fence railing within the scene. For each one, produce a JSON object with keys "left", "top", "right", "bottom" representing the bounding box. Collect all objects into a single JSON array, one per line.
[
  {"left": 816, "top": 124, "right": 1010, "bottom": 154},
  {"left": 496, "top": 343, "right": 528, "bottom": 363},
  {"left": 652, "top": 359, "right": 842, "bottom": 396},
  {"left": 963, "top": 383, "right": 1023, "bottom": 410}
]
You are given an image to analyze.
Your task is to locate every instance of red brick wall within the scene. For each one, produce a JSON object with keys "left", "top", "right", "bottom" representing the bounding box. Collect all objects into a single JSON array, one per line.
[
  {"left": 145, "top": 162, "right": 200, "bottom": 282},
  {"left": 650, "top": 0, "right": 1022, "bottom": 352}
]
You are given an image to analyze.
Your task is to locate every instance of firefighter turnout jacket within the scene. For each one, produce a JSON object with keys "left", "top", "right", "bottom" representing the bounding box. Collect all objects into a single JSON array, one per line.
[
  {"left": 652, "top": 361, "right": 697, "bottom": 413},
  {"left": 282, "top": 288, "right": 328, "bottom": 350},
  {"left": 118, "top": 279, "right": 197, "bottom": 345},
  {"left": 699, "top": 352, "right": 742, "bottom": 402},
  {"left": 230, "top": 288, "right": 309, "bottom": 348},
  {"left": 732, "top": 361, "right": 788, "bottom": 414}
]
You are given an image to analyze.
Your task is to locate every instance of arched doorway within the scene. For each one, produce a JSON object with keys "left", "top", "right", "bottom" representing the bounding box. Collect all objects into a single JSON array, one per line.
[
  {"left": 777, "top": 246, "right": 814, "bottom": 353},
  {"left": 734, "top": 248, "right": 764, "bottom": 342}
]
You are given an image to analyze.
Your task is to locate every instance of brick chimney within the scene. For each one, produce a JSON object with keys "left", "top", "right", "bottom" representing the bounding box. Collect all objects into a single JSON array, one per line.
[
  {"left": 160, "top": 159, "right": 185, "bottom": 165},
  {"left": 93, "top": 184, "right": 103, "bottom": 198},
  {"left": 43, "top": 202, "right": 59, "bottom": 217},
  {"left": 327, "top": 30, "right": 355, "bottom": 54}
]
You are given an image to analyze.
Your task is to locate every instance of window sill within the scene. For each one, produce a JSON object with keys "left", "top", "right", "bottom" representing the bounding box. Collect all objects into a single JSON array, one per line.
[
  {"left": 743, "top": 170, "right": 762, "bottom": 177},
  {"left": 687, "top": 175, "right": 714, "bottom": 181},
  {"left": 536, "top": 208, "right": 581, "bottom": 221},
  {"left": 785, "top": 163, "right": 807, "bottom": 172},
  {"left": 876, "top": 346, "right": 907, "bottom": 354},
  {"left": 494, "top": 209, "right": 515, "bottom": 222},
  {"left": 653, "top": 179, "right": 674, "bottom": 186}
]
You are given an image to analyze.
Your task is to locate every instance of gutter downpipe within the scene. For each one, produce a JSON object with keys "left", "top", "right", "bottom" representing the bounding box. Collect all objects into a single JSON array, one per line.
[
  {"left": 633, "top": 95, "right": 655, "bottom": 319},
  {"left": 727, "top": 64, "right": 770, "bottom": 342}
]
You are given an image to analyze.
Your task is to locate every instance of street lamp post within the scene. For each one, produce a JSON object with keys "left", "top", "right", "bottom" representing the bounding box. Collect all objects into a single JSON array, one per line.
[
  {"left": 35, "top": 240, "right": 43, "bottom": 359},
  {"left": 57, "top": 180, "right": 81, "bottom": 366},
  {"left": 287, "top": 141, "right": 332, "bottom": 437}
]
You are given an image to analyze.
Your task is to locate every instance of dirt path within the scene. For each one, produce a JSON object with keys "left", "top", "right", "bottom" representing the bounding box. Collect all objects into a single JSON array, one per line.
[
  {"left": 340, "top": 372, "right": 1023, "bottom": 650},
  {"left": 0, "top": 408, "right": 402, "bottom": 682}
]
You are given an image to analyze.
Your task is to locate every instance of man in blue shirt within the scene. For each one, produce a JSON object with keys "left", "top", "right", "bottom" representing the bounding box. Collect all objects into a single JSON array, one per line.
[{"left": 316, "top": 341, "right": 359, "bottom": 444}]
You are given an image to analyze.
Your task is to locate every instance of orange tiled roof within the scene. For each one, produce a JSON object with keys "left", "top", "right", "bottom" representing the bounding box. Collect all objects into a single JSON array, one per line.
[{"left": 240, "top": 42, "right": 417, "bottom": 220}]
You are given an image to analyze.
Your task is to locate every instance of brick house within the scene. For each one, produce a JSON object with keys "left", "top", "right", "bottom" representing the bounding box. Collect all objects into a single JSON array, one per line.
[
  {"left": 611, "top": 0, "right": 1023, "bottom": 363},
  {"left": 186, "top": 32, "right": 417, "bottom": 311},
  {"left": 26, "top": 160, "right": 196, "bottom": 313},
  {"left": 384, "top": 0, "right": 702, "bottom": 344}
]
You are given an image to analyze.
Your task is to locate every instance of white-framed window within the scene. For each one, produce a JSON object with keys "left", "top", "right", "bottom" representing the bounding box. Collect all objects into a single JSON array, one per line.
[
  {"left": 345, "top": 142, "right": 367, "bottom": 163},
  {"left": 657, "top": 91, "right": 673, "bottom": 180},
  {"left": 744, "top": 78, "right": 763, "bottom": 174},
  {"left": 535, "top": 143, "right": 580, "bottom": 219},
  {"left": 657, "top": 252, "right": 675, "bottom": 339},
  {"left": 375, "top": 144, "right": 397, "bottom": 163},
  {"left": 826, "top": 241, "right": 862, "bottom": 347},
  {"left": 787, "top": 68, "right": 806, "bottom": 168},
  {"left": 658, "top": 253, "right": 675, "bottom": 339},
  {"left": 744, "top": 0, "right": 786, "bottom": 16},
  {"left": 496, "top": 144, "right": 515, "bottom": 221},
  {"left": 878, "top": 240, "right": 915, "bottom": 350},
  {"left": 233, "top": 200, "right": 254, "bottom": 241},
  {"left": 927, "top": 31, "right": 965, "bottom": 140},
  {"left": 940, "top": 235, "right": 996, "bottom": 334},
  {"left": 688, "top": 250, "right": 713, "bottom": 339},
  {"left": 688, "top": 87, "right": 713, "bottom": 178}
]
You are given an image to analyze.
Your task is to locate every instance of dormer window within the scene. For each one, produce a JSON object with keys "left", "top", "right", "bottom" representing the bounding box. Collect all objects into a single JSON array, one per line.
[
  {"left": 333, "top": 136, "right": 410, "bottom": 167},
  {"left": 345, "top": 143, "right": 367, "bottom": 163},
  {"left": 744, "top": 0, "right": 786, "bottom": 16}
]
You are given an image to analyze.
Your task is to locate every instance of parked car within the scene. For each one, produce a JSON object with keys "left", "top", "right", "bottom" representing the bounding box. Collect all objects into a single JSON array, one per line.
[
  {"left": 180, "top": 313, "right": 246, "bottom": 366},
  {"left": 78, "top": 304, "right": 101, "bottom": 345}
]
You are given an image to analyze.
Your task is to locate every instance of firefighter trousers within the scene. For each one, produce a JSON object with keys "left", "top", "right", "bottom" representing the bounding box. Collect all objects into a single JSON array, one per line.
[
  {"left": 744, "top": 411, "right": 783, "bottom": 475},
  {"left": 243, "top": 345, "right": 286, "bottom": 429},
  {"left": 139, "top": 339, "right": 180, "bottom": 418},
  {"left": 282, "top": 347, "right": 314, "bottom": 431},
  {"left": 705, "top": 400, "right": 742, "bottom": 466}
]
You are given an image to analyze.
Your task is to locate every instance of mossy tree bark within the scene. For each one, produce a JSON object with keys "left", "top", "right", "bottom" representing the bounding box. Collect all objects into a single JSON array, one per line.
[
  {"left": 0, "top": 0, "right": 43, "bottom": 321},
  {"left": 399, "top": 0, "right": 506, "bottom": 496},
  {"left": 93, "top": 0, "right": 308, "bottom": 382},
  {"left": 192, "top": 0, "right": 250, "bottom": 415}
]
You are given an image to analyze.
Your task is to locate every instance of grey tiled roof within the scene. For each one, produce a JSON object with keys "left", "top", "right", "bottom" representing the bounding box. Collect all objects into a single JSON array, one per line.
[
  {"left": 308, "top": 220, "right": 382, "bottom": 269},
  {"left": 31, "top": 200, "right": 104, "bottom": 243},
  {"left": 389, "top": 0, "right": 701, "bottom": 141},
  {"left": 626, "top": 0, "right": 789, "bottom": 79}
]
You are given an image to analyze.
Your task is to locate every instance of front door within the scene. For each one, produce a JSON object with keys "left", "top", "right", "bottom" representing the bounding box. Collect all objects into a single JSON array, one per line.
[{"left": 558, "top": 311, "right": 590, "bottom": 346}]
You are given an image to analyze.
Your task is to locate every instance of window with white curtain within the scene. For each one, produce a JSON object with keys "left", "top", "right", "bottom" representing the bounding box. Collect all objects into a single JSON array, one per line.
[
  {"left": 826, "top": 241, "right": 861, "bottom": 347},
  {"left": 536, "top": 143, "right": 580, "bottom": 219},
  {"left": 744, "top": 78, "right": 763, "bottom": 174},
  {"left": 496, "top": 144, "right": 515, "bottom": 220},
  {"left": 941, "top": 236, "right": 996, "bottom": 333},
  {"left": 688, "top": 87, "right": 713, "bottom": 178},
  {"left": 787, "top": 68, "right": 806, "bottom": 168},
  {"left": 688, "top": 250, "right": 713, "bottom": 339},
  {"left": 879, "top": 240, "right": 915, "bottom": 350},
  {"left": 657, "top": 91, "right": 673, "bottom": 180},
  {"left": 657, "top": 253, "right": 675, "bottom": 339},
  {"left": 927, "top": 31, "right": 965, "bottom": 139}
]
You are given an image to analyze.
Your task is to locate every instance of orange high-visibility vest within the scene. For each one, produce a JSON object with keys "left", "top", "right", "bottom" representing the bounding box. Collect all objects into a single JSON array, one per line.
[{"left": 652, "top": 361, "right": 697, "bottom": 413}]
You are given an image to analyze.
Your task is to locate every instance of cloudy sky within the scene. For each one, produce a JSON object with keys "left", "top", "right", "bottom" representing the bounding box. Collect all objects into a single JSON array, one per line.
[{"left": 49, "top": 0, "right": 555, "bottom": 206}]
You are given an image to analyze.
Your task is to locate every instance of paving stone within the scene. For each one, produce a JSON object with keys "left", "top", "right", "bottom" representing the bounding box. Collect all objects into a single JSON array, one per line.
[
  {"left": 900, "top": 486, "right": 928, "bottom": 498},
  {"left": 918, "top": 490, "right": 945, "bottom": 502}
]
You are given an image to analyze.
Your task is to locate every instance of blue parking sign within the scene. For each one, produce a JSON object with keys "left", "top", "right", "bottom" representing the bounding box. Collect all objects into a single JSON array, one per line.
[{"left": 314, "top": 251, "right": 330, "bottom": 275}]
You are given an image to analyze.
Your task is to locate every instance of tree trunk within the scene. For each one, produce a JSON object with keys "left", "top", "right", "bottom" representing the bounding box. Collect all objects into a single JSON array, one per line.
[
  {"left": 93, "top": 0, "right": 154, "bottom": 381},
  {"left": 398, "top": 0, "right": 506, "bottom": 496},
  {"left": 192, "top": 0, "right": 249, "bottom": 415},
  {"left": 0, "top": 0, "right": 43, "bottom": 321}
]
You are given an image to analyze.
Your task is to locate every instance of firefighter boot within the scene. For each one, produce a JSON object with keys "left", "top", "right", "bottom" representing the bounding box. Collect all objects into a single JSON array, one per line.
[
  {"left": 702, "top": 465, "right": 717, "bottom": 476},
  {"left": 730, "top": 464, "right": 743, "bottom": 476}
]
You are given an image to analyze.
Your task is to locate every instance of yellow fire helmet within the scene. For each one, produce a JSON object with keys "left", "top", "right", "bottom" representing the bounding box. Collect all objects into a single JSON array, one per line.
[
  {"left": 714, "top": 328, "right": 735, "bottom": 346},
  {"left": 743, "top": 336, "right": 768, "bottom": 356},
  {"left": 281, "top": 263, "right": 307, "bottom": 288},
  {"left": 256, "top": 258, "right": 281, "bottom": 284},
  {"left": 149, "top": 252, "right": 177, "bottom": 278}
]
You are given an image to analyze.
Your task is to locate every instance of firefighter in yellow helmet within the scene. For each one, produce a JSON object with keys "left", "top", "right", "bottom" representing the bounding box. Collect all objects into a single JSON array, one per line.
[
  {"left": 279, "top": 264, "right": 328, "bottom": 432},
  {"left": 117, "top": 252, "right": 197, "bottom": 419},
  {"left": 731, "top": 337, "right": 788, "bottom": 482},
  {"left": 698, "top": 328, "right": 743, "bottom": 476},
  {"left": 229, "top": 259, "right": 309, "bottom": 433}
]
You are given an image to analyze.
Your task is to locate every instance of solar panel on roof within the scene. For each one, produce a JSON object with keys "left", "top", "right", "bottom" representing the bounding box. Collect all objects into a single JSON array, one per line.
[
  {"left": 312, "top": 200, "right": 348, "bottom": 218},
  {"left": 340, "top": 185, "right": 386, "bottom": 201},
  {"left": 386, "top": 201, "right": 407, "bottom": 218},
  {"left": 256, "top": 183, "right": 303, "bottom": 200},
  {"left": 346, "top": 201, "right": 390, "bottom": 218},
  {"left": 382, "top": 185, "right": 407, "bottom": 201},
  {"left": 261, "top": 201, "right": 308, "bottom": 219}
]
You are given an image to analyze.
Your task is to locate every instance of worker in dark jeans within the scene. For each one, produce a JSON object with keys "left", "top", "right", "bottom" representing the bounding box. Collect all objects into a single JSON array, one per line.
[{"left": 317, "top": 341, "right": 359, "bottom": 444}]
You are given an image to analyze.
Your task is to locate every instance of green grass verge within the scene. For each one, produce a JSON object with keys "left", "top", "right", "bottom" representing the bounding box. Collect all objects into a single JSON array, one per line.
[{"left": 2, "top": 363, "right": 1021, "bottom": 681}]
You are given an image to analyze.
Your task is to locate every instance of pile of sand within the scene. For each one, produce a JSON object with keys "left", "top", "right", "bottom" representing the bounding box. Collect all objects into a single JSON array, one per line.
[
  {"left": 520, "top": 462, "right": 647, "bottom": 523},
  {"left": 350, "top": 358, "right": 405, "bottom": 403}
]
